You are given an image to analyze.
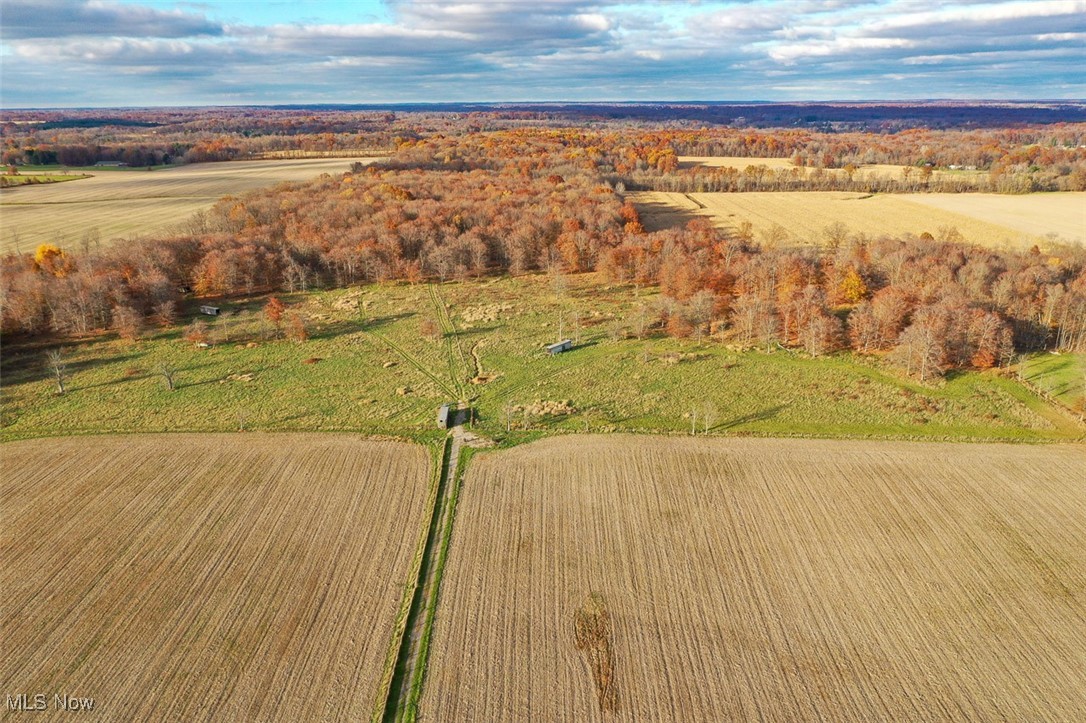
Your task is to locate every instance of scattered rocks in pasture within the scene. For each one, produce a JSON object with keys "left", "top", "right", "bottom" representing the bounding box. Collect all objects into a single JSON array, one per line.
[
  {"left": 332, "top": 291, "right": 363, "bottom": 311},
  {"left": 461, "top": 303, "right": 513, "bottom": 324},
  {"left": 512, "top": 399, "right": 575, "bottom": 417}
]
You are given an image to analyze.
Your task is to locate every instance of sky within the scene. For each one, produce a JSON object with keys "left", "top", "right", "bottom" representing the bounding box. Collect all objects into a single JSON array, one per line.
[{"left": 1, "top": 0, "right": 1083, "bottom": 107}]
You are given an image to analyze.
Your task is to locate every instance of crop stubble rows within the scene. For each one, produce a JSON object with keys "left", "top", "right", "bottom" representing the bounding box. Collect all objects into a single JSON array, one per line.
[
  {"left": 422, "top": 435, "right": 1086, "bottom": 721},
  {"left": 0, "top": 434, "right": 429, "bottom": 721},
  {"left": 0, "top": 159, "right": 371, "bottom": 252},
  {"left": 631, "top": 190, "right": 1085, "bottom": 247}
]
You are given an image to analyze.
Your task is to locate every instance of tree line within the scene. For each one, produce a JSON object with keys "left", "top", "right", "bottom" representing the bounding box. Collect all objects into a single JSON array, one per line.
[
  {"left": 3, "top": 153, "right": 1083, "bottom": 383},
  {"left": 5, "top": 110, "right": 1085, "bottom": 191}
]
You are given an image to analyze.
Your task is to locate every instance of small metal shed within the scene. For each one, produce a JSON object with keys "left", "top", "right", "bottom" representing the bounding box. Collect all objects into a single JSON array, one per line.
[
  {"left": 546, "top": 339, "right": 572, "bottom": 355},
  {"left": 199, "top": 305, "right": 221, "bottom": 316},
  {"left": 437, "top": 403, "right": 452, "bottom": 429}
]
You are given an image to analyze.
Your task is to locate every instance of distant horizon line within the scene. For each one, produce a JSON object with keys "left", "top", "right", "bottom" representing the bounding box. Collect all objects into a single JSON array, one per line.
[{"left": 3, "top": 99, "right": 1085, "bottom": 113}]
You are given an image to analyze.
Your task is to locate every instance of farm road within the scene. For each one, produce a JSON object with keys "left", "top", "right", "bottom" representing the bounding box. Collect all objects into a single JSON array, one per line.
[{"left": 384, "top": 423, "right": 465, "bottom": 721}]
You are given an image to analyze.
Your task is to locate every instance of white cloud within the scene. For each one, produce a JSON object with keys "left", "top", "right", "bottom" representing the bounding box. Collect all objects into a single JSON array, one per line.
[
  {"left": 0, "top": 0, "right": 1082, "bottom": 105},
  {"left": 770, "top": 36, "right": 914, "bottom": 63},
  {"left": 868, "top": 0, "right": 1086, "bottom": 32}
]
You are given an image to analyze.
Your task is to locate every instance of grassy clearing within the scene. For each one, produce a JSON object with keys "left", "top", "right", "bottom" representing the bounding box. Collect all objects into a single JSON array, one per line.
[
  {"left": 1, "top": 173, "right": 90, "bottom": 187},
  {"left": 0, "top": 158, "right": 378, "bottom": 253},
  {"left": 1022, "top": 352, "right": 1086, "bottom": 411},
  {"left": 16, "top": 164, "right": 172, "bottom": 172},
  {"left": 631, "top": 190, "right": 1085, "bottom": 249},
  {"left": 0, "top": 434, "right": 432, "bottom": 722},
  {"left": 2, "top": 274, "right": 1079, "bottom": 443},
  {"left": 422, "top": 435, "right": 1086, "bottom": 721}
]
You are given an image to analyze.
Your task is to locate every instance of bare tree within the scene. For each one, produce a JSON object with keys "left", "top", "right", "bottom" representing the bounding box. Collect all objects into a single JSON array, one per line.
[
  {"left": 893, "top": 322, "right": 947, "bottom": 381},
  {"left": 758, "top": 223, "right": 790, "bottom": 248},
  {"left": 701, "top": 402, "right": 718, "bottom": 434},
  {"left": 687, "top": 290, "right": 716, "bottom": 345},
  {"left": 46, "top": 348, "right": 67, "bottom": 395},
  {"left": 111, "top": 304, "right": 143, "bottom": 342},
  {"left": 822, "top": 221, "right": 850, "bottom": 250},
  {"left": 158, "top": 362, "right": 177, "bottom": 391},
  {"left": 550, "top": 267, "right": 568, "bottom": 299},
  {"left": 633, "top": 303, "right": 650, "bottom": 340},
  {"left": 153, "top": 300, "right": 177, "bottom": 328},
  {"left": 80, "top": 227, "right": 100, "bottom": 256},
  {"left": 503, "top": 400, "right": 516, "bottom": 433}
]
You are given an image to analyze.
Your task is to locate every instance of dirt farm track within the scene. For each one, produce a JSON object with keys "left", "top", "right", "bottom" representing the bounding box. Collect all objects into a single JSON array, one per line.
[
  {"left": 0, "top": 434, "right": 430, "bottom": 722},
  {"left": 422, "top": 435, "right": 1086, "bottom": 722}
]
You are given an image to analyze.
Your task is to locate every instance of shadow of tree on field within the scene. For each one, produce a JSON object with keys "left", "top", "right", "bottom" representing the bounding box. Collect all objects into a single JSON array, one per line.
[
  {"left": 1, "top": 348, "right": 143, "bottom": 387},
  {"left": 299, "top": 311, "right": 418, "bottom": 343},
  {"left": 629, "top": 193, "right": 704, "bottom": 233},
  {"left": 714, "top": 404, "right": 789, "bottom": 431}
]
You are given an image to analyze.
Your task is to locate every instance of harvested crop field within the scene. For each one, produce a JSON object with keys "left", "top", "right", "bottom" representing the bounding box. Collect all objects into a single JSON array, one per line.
[
  {"left": 905, "top": 193, "right": 1085, "bottom": 244},
  {"left": 1, "top": 434, "right": 430, "bottom": 721},
  {"left": 0, "top": 158, "right": 379, "bottom": 253},
  {"left": 678, "top": 156, "right": 984, "bottom": 182},
  {"left": 422, "top": 435, "right": 1086, "bottom": 721},
  {"left": 679, "top": 156, "right": 798, "bottom": 170},
  {"left": 631, "top": 190, "right": 1085, "bottom": 248}
]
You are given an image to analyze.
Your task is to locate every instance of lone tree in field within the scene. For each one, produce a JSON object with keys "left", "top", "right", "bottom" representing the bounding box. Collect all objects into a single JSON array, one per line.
[
  {"left": 701, "top": 402, "right": 718, "bottom": 434},
  {"left": 502, "top": 400, "right": 517, "bottom": 433},
  {"left": 158, "top": 362, "right": 177, "bottom": 391},
  {"left": 184, "top": 319, "right": 208, "bottom": 345},
  {"left": 46, "top": 348, "right": 68, "bottom": 395},
  {"left": 264, "top": 296, "right": 285, "bottom": 337}
]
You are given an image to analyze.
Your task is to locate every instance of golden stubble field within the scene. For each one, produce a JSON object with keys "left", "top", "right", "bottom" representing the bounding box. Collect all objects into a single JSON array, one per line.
[
  {"left": 678, "top": 156, "right": 985, "bottom": 182},
  {"left": 0, "top": 158, "right": 379, "bottom": 253},
  {"left": 0, "top": 434, "right": 430, "bottom": 721},
  {"left": 422, "top": 435, "right": 1086, "bottom": 721},
  {"left": 632, "top": 190, "right": 1085, "bottom": 248}
]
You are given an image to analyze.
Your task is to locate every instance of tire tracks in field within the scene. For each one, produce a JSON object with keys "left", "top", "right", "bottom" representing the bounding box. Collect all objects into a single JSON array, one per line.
[
  {"left": 428, "top": 283, "right": 470, "bottom": 400},
  {"left": 359, "top": 325, "right": 458, "bottom": 400}
]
